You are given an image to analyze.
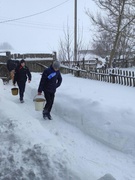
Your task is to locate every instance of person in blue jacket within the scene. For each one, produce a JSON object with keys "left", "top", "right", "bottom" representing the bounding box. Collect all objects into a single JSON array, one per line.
[{"left": 38, "top": 60, "right": 62, "bottom": 120}]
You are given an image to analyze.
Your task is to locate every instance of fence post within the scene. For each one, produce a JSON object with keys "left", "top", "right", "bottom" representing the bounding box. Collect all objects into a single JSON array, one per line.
[
  {"left": 53, "top": 51, "right": 57, "bottom": 60},
  {"left": 129, "top": 71, "right": 132, "bottom": 86},
  {"left": 126, "top": 71, "right": 129, "bottom": 86},
  {"left": 120, "top": 70, "right": 123, "bottom": 85},
  {"left": 111, "top": 69, "right": 115, "bottom": 83},
  {"left": 82, "top": 58, "right": 85, "bottom": 69},
  {"left": 132, "top": 72, "right": 135, "bottom": 87},
  {"left": 75, "top": 70, "right": 80, "bottom": 77}
]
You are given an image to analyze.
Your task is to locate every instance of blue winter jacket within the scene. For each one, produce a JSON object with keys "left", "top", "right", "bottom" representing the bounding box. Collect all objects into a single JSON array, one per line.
[{"left": 38, "top": 65, "right": 62, "bottom": 93}]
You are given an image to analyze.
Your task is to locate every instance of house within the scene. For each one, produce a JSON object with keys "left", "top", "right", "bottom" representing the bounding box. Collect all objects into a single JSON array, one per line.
[{"left": 78, "top": 50, "right": 105, "bottom": 71}]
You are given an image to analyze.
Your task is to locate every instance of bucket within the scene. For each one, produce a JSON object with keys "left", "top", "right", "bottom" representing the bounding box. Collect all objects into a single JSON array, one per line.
[
  {"left": 34, "top": 98, "right": 45, "bottom": 111},
  {"left": 11, "top": 87, "right": 18, "bottom": 96}
]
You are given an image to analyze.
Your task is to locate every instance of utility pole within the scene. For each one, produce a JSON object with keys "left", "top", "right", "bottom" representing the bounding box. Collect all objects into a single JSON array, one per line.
[{"left": 74, "top": 0, "right": 77, "bottom": 62}]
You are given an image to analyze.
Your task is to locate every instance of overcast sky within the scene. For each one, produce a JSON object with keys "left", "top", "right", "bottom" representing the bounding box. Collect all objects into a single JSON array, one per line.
[{"left": 0, "top": 0, "right": 97, "bottom": 53}]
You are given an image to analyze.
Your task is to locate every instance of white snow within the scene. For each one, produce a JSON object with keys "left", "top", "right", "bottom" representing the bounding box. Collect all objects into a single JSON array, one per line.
[
  {"left": 0, "top": 72, "right": 135, "bottom": 180},
  {"left": 14, "top": 57, "right": 53, "bottom": 61}
]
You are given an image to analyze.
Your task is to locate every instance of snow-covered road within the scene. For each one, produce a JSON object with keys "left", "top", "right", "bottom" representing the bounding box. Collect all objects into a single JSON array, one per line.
[{"left": 0, "top": 73, "right": 135, "bottom": 180}]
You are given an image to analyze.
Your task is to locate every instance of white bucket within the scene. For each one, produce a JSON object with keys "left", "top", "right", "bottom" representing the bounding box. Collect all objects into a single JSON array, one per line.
[{"left": 34, "top": 98, "right": 45, "bottom": 111}]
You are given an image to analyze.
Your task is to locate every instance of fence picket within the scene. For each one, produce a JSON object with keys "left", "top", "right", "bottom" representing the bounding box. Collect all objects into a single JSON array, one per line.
[
  {"left": 126, "top": 71, "right": 129, "bottom": 86},
  {"left": 133, "top": 72, "right": 135, "bottom": 87},
  {"left": 129, "top": 71, "right": 132, "bottom": 86},
  {"left": 120, "top": 70, "right": 123, "bottom": 85}
]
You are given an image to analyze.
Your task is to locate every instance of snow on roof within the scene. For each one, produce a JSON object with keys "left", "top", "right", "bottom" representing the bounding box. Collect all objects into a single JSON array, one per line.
[
  {"left": 79, "top": 52, "right": 105, "bottom": 63},
  {"left": 14, "top": 57, "right": 53, "bottom": 61}
]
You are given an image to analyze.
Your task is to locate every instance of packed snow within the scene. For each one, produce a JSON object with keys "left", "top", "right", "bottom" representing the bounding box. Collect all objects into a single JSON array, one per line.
[{"left": 0, "top": 72, "right": 135, "bottom": 180}]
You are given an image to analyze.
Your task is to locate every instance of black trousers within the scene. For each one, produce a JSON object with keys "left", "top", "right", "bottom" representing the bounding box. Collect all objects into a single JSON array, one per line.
[
  {"left": 17, "top": 81, "right": 26, "bottom": 100},
  {"left": 44, "top": 91, "right": 55, "bottom": 113}
]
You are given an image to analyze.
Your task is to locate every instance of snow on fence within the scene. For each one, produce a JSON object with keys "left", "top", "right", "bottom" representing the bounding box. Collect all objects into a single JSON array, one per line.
[
  {"left": 80, "top": 69, "right": 135, "bottom": 87},
  {"left": 32, "top": 63, "right": 135, "bottom": 88},
  {"left": 61, "top": 65, "right": 135, "bottom": 87}
]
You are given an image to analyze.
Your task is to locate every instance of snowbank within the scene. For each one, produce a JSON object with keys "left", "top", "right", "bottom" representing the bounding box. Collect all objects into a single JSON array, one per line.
[
  {"left": 24, "top": 73, "right": 135, "bottom": 156},
  {"left": 53, "top": 74, "right": 135, "bottom": 156},
  {"left": 54, "top": 93, "right": 135, "bottom": 156},
  {"left": 0, "top": 80, "right": 81, "bottom": 180}
]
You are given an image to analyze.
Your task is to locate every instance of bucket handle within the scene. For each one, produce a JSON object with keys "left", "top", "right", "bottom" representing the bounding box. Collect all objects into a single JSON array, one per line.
[{"left": 33, "top": 94, "right": 45, "bottom": 102}]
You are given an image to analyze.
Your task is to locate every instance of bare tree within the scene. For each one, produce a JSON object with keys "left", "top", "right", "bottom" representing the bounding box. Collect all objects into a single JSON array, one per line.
[
  {"left": 92, "top": 31, "right": 113, "bottom": 57},
  {"left": 58, "top": 22, "right": 89, "bottom": 66},
  {"left": 86, "top": 0, "right": 135, "bottom": 67},
  {"left": 76, "top": 24, "right": 91, "bottom": 62},
  {"left": 58, "top": 22, "right": 73, "bottom": 62},
  {"left": 116, "top": 26, "right": 135, "bottom": 59}
]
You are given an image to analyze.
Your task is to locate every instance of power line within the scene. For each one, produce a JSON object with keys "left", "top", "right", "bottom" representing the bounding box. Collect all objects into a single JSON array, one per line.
[
  {"left": 0, "top": 0, "right": 70, "bottom": 24},
  {"left": 0, "top": 17, "right": 70, "bottom": 31},
  {"left": 0, "top": 17, "right": 90, "bottom": 33},
  {"left": 2, "top": 21, "right": 65, "bottom": 31}
]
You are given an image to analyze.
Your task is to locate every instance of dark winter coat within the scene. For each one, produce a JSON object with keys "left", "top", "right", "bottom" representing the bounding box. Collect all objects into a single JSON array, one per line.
[
  {"left": 13, "top": 65, "right": 31, "bottom": 84},
  {"left": 38, "top": 65, "right": 62, "bottom": 93}
]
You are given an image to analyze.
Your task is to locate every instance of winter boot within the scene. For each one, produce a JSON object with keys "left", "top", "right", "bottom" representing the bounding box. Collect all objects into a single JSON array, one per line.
[
  {"left": 47, "top": 113, "right": 52, "bottom": 120},
  {"left": 43, "top": 109, "right": 48, "bottom": 120},
  {"left": 20, "top": 98, "right": 24, "bottom": 103}
]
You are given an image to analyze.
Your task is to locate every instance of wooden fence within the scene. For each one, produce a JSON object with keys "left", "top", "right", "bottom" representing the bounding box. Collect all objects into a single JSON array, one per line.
[
  {"left": 25, "top": 60, "right": 53, "bottom": 72},
  {"left": 34, "top": 63, "right": 135, "bottom": 87},
  {"left": 61, "top": 66, "right": 135, "bottom": 87},
  {"left": 1, "top": 59, "right": 135, "bottom": 87},
  {"left": 111, "top": 58, "right": 135, "bottom": 68},
  {"left": 35, "top": 63, "right": 135, "bottom": 87}
]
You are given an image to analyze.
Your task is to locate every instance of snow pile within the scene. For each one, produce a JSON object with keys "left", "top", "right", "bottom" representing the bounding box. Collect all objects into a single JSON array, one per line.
[
  {"left": 55, "top": 93, "right": 135, "bottom": 155},
  {"left": 54, "top": 74, "right": 135, "bottom": 156},
  {"left": 0, "top": 81, "right": 80, "bottom": 180}
]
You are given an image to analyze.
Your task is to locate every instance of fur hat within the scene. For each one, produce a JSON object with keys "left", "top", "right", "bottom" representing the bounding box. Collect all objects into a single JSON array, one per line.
[{"left": 52, "top": 60, "right": 60, "bottom": 69}]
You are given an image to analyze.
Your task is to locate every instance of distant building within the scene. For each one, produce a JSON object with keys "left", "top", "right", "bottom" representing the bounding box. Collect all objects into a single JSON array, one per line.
[{"left": 78, "top": 50, "right": 105, "bottom": 69}]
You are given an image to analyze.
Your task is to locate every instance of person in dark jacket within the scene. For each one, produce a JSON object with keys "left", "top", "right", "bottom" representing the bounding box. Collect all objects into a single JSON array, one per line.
[
  {"left": 13, "top": 59, "right": 31, "bottom": 103},
  {"left": 38, "top": 60, "right": 62, "bottom": 120}
]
